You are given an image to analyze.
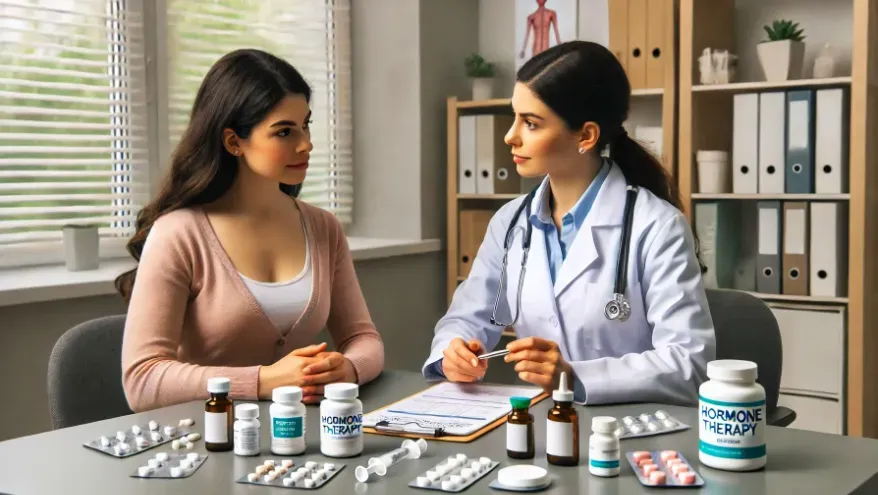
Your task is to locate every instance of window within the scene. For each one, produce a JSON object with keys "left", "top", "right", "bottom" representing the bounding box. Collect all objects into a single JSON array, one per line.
[
  {"left": 164, "top": 0, "right": 353, "bottom": 223},
  {"left": 0, "top": 0, "right": 149, "bottom": 268}
]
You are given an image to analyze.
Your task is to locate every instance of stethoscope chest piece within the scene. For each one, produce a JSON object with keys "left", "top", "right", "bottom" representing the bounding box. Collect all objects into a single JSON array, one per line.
[{"left": 604, "top": 293, "right": 631, "bottom": 321}]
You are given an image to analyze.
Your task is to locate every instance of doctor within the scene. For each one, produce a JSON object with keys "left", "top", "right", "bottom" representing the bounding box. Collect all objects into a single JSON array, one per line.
[{"left": 422, "top": 41, "right": 716, "bottom": 406}]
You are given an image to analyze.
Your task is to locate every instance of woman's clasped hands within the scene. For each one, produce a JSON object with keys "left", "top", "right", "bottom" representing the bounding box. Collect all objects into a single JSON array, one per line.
[{"left": 258, "top": 342, "right": 357, "bottom": 403}]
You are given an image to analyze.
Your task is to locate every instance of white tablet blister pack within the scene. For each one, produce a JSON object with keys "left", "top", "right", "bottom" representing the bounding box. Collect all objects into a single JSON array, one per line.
[
  {"left": 409, "top": 454, "right": 499, "bottom": 492},
  {"left": 84, "top": 418, "right": 198, "bottom": 458},
  {"left": 615, "top": 410, "right": 689, "bottom": 440},
  {"left": 130, "top": 451, "right": 208, "bottom": 479},
  {"left": 235, "top": 459, "right": 345, "bottom": 489}
]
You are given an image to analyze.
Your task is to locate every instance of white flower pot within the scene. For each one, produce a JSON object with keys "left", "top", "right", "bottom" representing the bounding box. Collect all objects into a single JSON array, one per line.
[
  {"left": 757, "top": 40, "right": 805, "bottom": 82},
  {"left": 472, "top": 78, "right": 493, "bottom": 100},
  {"left": 62, "top": 224, "right": 100, "bottom": 271}
]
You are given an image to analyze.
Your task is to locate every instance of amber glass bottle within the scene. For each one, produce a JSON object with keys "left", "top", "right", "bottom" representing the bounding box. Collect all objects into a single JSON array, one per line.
[
  {"left": 204, "top": 377, "right": 234, "bottom": 452},
  {"left": 546, "top": 372, "right": 579, "bottom": 466},
  {"left": 506, "top": 396, "right": 535, "bottom": 459}
]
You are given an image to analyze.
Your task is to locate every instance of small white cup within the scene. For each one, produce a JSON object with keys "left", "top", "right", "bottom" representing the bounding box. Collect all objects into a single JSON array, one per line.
[
  {"left": 696, "top": 150, "right": 731, "bottom": 193},
  {"left": 62, "top": 224, "right": 99, "bottom": 271}
]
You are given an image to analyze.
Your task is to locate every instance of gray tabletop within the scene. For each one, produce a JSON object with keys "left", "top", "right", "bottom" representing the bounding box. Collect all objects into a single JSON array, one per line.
[{"left": 2, "top": 370, "right": 878, "bottom": 494}]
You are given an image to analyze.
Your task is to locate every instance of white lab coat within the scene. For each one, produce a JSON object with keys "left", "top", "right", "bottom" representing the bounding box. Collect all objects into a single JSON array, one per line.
[{"left": 423, "top": 163, "right": 716, "bottom": 406}]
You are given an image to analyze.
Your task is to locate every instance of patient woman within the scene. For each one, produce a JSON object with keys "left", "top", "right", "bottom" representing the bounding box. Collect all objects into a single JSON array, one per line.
[{"left": 116, "top": 49, "right": 384, "bottom": 412}]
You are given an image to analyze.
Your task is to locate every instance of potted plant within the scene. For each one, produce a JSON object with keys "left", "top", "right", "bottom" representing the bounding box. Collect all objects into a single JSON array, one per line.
[
  {"left": 465, "top": 53, "right": 495, "bottom": 100},
  {"left": 757, "top": 19, "right": 806, "bottom": 82}
]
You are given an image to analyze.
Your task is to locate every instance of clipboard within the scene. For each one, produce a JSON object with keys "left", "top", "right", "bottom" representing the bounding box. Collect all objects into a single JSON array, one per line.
[{"left": 362, "top": 382, "right": 549, "bottom": 443}]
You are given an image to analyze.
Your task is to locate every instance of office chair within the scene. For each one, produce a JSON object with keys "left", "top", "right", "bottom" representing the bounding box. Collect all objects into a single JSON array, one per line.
[
  {"left": 47, "top": 315, "right": 132, "bottom": 429},
  {"left": 706, "top": 288, "right": 797, "bottom": 427}
]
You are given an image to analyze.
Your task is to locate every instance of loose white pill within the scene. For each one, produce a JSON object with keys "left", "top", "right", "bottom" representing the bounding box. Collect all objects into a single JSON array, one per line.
[
  {"left": 417, "top": 476, "right": 430, "bottom": 487},
  {"left": 185, "top": 442, "right": 195, "bottom": 450},
  {"left": 171, "top": 440, "right": 180, "bottom": 450},
  {"left": 156, "top": 452, "right": 169, "bottom": 462},
  {"left": 135, "top": 437, "right": 149, "bottom": 448},
  {"left": 150, "top": 432, "right": 162, "bottom": 442},
  {"left": 131, "top": 425, "right": 142, "bottom": 436},
  {"left": 116, "top": 431, "right": 127, "bottom": 441},
  {"left": 247, "top": 473, "right": 258, "bottom": 482},
  {"left": 178, "top": 418, "right": 195, "bottom": 427},
  {"left": 303, "top": 479, "right": 315, "bottom": 488},
  {"left": 148, "top": 420, "right": 159, "bottom": 431},
  {"left": 283, "top": 477, "right": 295, "bottom": 487},
  {"left": 170, "top": 467, "right": 182, "bottom": 477},
  {"left": 282, "top": 460, "right": 294, "bottom": 468},
  {"left": 148, "top": 459, "right": 160, "bottom": 469},
  {"left": 186, "top": 433, "right": 201, "bottom": 442},
  {"left": 99, "top": 436, "right": 110, "bottom": 447},
  {"left": 187, "top": 453, "right": 200, "bottom": 462},
  {"left": 164, "top": 426, "right": 177, "bottom": 437},
  {"left": 138, "top": 466, "right": 152, "bottom": 477}
]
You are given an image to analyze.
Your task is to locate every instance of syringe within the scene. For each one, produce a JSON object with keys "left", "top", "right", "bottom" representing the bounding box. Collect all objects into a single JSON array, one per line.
[{"left": 354, "top": 438, "right": 428, "bottom": 482}]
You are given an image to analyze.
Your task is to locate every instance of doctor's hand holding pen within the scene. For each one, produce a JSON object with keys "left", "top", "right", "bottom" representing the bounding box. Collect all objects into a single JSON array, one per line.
[{"left": 442, "top": 336, "right": 574, "bottom": 395}]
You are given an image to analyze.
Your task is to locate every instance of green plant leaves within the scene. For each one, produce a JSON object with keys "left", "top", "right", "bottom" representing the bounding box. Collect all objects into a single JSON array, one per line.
[{"left": 762, "top": 19, "right": 806, "bottom": 42}]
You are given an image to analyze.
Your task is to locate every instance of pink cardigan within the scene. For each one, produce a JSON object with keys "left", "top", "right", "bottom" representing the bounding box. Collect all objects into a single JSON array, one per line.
[{"left": 121, "top": 200, "right": 384, "bottom": 412}]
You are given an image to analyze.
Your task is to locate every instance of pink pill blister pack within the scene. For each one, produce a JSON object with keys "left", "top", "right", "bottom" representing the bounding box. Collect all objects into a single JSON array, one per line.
[{"left": 625, "top": 450, "right": 705, "bottom": 488}]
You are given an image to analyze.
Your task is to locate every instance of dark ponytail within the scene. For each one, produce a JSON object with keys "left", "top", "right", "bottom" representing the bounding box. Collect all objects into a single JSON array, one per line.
[{"left": 517, "top": 40, "right": 702, "bottom": 269}]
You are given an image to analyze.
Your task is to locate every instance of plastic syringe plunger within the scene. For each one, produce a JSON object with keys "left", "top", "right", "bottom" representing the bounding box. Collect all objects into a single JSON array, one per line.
[{"left": 354, "top": 458, "right": 387, "bottom": 483}]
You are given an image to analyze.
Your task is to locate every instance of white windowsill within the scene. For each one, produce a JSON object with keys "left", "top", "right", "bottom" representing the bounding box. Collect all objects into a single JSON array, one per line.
[{"left": 0, "top": 237, "right": 442, "bottom": 308}]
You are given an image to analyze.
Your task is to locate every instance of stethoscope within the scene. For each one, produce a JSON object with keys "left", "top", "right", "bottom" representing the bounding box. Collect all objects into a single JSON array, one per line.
[{"left": 489, "top": 183, "right": 639, "bottom": 327}]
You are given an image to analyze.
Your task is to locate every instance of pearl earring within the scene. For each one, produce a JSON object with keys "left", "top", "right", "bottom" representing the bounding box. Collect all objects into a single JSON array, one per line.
[
  {"left": 233, "top": 149, "right": 239, "bottom": 156},
  {"left": 578, "top": 147, "right": 586, "bottom": 155}
]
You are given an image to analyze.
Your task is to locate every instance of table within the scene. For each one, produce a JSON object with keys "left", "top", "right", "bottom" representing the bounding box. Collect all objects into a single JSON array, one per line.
[{"left": 2, "top": 370, "right": 878, "bottom": 494}]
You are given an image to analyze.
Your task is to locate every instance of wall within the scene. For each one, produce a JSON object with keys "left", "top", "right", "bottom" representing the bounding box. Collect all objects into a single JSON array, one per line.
[{"left": 0, "top": 253, "right": 448, "bottom": 442}]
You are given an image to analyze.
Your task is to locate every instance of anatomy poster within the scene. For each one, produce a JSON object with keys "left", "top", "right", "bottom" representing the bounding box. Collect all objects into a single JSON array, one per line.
[{"left": 515, "top": 0, "right": 578, "bottom": 70}]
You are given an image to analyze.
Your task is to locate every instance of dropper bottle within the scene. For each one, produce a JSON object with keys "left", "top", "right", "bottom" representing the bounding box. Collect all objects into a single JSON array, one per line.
[{"left": 546, "top": 372, "right": 579, "bottom": 466}]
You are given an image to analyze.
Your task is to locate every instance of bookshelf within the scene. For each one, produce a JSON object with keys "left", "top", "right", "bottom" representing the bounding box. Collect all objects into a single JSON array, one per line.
[{"left": 678, "top": 0, "right": 878, "bottom": 438}]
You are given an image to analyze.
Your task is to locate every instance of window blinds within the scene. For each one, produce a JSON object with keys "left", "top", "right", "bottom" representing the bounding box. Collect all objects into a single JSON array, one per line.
[
  {"left": 0, "top": 0, "right": 149, "bottom": 266},
  {"left": 165, "top": 0, "right": 353, "bottom": 223}
]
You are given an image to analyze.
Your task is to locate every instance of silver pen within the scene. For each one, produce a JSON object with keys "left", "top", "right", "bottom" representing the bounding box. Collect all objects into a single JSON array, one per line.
[{"left": 477, "top": 349, "right": 510, "bottom": 360}]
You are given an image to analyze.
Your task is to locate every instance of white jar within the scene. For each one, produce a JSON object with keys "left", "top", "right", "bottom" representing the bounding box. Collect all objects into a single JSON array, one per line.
[
  {"left": 696, "top": 150, "right": 730, "bottom": 193},
  {"left": 270, "top": 386, "right": 306, "bottom": 455},
  {"left": 699, "top": 360, "right": 767, "bottom": 471},
  {"left": 588, "top": 416, "right": 620, "bottom": 477},
  {"left": 233, "top": 403, "right": 261, "bottom": 456},
  {"left": 320, "top": 383, "right": 363, "bottom": 458}
]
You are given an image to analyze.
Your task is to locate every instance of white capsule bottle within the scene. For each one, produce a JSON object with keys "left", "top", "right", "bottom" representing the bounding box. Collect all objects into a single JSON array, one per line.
[
  {"left": 698, "top": 360, "right": 767, "bottom": 471},
  {"left": 270, "top": 386, "right": 306, "bottom": 455},
  {"left": 588, "top": 416, "right": 620, "bottom": 477},
  {"left": 320, "top": 383, "right": 363, "bottom": 458}
]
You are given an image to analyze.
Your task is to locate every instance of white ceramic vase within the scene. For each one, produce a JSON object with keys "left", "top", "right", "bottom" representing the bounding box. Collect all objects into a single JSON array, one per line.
[
  {"left": 757, "top": 40, "right": 805, "bottom": 82},
  {"left": 62, "top": 224, "right": 100, "bottom": 271},
  {"left": 472, "top": 77, "right": 493, "bottom": 100}
]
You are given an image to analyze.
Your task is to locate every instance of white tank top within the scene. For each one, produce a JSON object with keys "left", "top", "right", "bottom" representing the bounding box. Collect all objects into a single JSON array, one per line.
[{"left": 239, "top": 234, "right": 312, "bottom": 333}]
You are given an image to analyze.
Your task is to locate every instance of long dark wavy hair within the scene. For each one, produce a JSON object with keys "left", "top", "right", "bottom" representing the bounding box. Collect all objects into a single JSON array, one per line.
[
  {"left": 517, "top": 40, "right": 704, "bottom": 270},
  {"left": 115, "top": 49, "right": 311, "bottom": 301}
]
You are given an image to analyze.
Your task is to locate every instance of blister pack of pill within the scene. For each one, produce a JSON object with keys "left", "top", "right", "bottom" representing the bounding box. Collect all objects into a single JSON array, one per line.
[
  {"left": 409, "top": 454, "right": 498, "bottom": 492},
  {"left": 130, "top": 451, "right": 208, "bottom": 479},
  {"left": 235, "top": 459, "right": 344, "bottom": 489},
  {"left": 84, "top": 418, "right": 198, "bottom": 458},
  {"left": 615, "top": 410, "right": 689, "bottom": 440},
  {"left": 626, "top": 450, "right": 705, "bottom": 487}
]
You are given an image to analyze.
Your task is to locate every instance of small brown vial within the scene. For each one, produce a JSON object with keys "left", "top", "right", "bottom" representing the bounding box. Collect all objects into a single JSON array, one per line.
[
  {"left": 205, "top": 377, "right": 234, "bottom": 452},
  {"left": 547, "top": 372, "right": 579, "bottom": 466},
  {"left": 506, "top": 397, "right": 534, "bottom": 459}
]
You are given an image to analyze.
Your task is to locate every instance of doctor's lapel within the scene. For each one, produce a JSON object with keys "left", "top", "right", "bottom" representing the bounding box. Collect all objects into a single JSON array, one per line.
[
  {"left": 553, "top": 164, "right": 629, "bottom": 298},
  {"left": 518, "top": 225, "right": 564, "bottom": 341}
]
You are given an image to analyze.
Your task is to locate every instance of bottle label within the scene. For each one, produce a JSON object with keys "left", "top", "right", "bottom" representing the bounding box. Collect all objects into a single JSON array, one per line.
[
  {"left": 589, "top": 459, "right": 620, "bottom": 469},
  {"left": 699, "top": 395, "right": 766, "bottom": 459},
  {"left": 204, "top": 412, "right": 228, "bottom": 443},
  {"left": 588, "top": 445, "right": 619, "bottom": 468},
  {"left": 273, "top": 417, "right": 303, "bottom": 439},
  {"left": 546, "top": 419, "right": 573, "bottom": 457},
  {"left": 506, "top": 423, "right": 529, "bottom": 453},
  {"left": 321, "top": 412, "right": 362, "bottom": 439},
  {"left": 234, "top": 426, "right": 259, "bottom": 452}
]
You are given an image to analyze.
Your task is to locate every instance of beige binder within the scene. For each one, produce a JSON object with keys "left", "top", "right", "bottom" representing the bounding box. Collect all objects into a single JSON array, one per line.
[
  {"left": 626, "top": 0, "right": 648, "bottom": 89},
  {"left": 608, "top": 0, "right": 629, "bottom": 73},
  {"left": 645, "top": 0, "right": 667, "bottom": 89},
  {"left": 458, "top": 210, "right": 494, "bottom": 278},
  {"left": 782, "top": 202, "right": 809, "bottom": 295}
]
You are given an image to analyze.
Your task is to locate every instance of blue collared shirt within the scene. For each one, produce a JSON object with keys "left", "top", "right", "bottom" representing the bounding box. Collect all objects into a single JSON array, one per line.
[{"left": 529, "top": 161, "right": 610, "bottom": 284}]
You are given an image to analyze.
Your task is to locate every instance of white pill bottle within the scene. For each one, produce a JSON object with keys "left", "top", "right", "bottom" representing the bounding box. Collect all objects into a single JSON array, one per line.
[
  {"left": 270, "top": 386, "right": 306, "bottom": 455},
  {"left": 698, "top": 360, "right": 767, "bottom": 471},
  {"left": 320, "top": 383, "right": 363, "bottom": 458},
  {"left": 588, "top": 416, "right": 620, "bottom": 477}
]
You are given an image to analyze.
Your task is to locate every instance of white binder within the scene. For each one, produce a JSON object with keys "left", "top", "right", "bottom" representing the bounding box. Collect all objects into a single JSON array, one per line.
[
  {"left": 809, "top": 202, "right": 848, "bottom": 297},
  {"left": 758, "top": 92, "right": 786, "bottom": 193},
  {"left": 457, "top": 116, "right": 477, "bottom": 194},
  {"left": 815, "top": 88, "right": 849, "bottom": 193},
  {"left": 733, "top": 93, "right": 759, "bottom": 193}
]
